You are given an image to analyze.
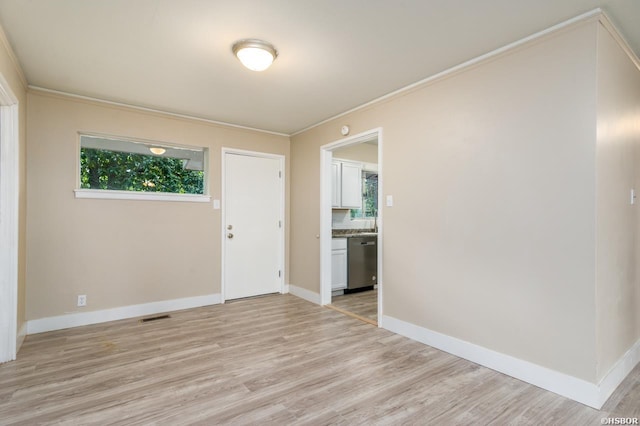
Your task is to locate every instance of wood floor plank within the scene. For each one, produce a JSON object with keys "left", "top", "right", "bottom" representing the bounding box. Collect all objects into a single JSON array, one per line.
[
  {"left": 0, "top": 294, "right": 638, "bottom": 425},
  {"left": 330, "top": 288, "right": 377, "bottom": 323}
]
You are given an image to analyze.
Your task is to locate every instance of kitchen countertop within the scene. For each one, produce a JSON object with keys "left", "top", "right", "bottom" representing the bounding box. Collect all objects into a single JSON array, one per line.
[{"left": 332, "top": 229, "right": 378, "bottom": 238}]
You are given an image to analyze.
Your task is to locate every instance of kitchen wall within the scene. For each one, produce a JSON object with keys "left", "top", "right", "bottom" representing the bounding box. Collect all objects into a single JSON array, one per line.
[
  {"left": 291, "top": 20, "right": 600, "bottom": 382},
  {"left": 331, "top": 210, "right": 376, "bottom": 230},
  {"left": 595, "top": 23, "right": 640, "bottom": 381},
  {"left": 26, "top": 91, "right": 290, "bottom": 320},
  {"left": 0, "top": 28, "right": 27, "bottom": 349}
]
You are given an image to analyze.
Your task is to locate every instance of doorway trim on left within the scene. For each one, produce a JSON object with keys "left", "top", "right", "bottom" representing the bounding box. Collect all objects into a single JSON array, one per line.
[
  {"left": 220, "top": 148, "right": 286, "bottom": 303},
  {"left": 0, "top": 72, "right": 19, "bottom": 363}
]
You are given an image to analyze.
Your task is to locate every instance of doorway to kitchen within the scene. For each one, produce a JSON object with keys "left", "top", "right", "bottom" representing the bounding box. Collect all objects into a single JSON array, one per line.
[{"left": 319, "top": 128, "right": 383, "bottom": 326}]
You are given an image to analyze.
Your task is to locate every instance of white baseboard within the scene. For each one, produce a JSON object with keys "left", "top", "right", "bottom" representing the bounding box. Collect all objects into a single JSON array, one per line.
[
  {"left": 383, "top": 315, "right": 614, "bottom": 409},
  {"left": 597, "top": 338, "right": 640, "bottom": 407},
  {"left": 27, "top": 293, "right": 221, "bottom": 335},
  {"left": 16, "top": 321, "right": 26, "bottom": 352},
  {"left": 287, "top": 284, "right": 321, "bottom": 305}
]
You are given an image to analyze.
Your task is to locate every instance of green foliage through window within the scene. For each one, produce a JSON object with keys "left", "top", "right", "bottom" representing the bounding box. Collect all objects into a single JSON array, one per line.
[
  {"left": 350, "top": 171, "right": 378, "bottom": 219},
  {"left": 79, "top": 135, "right": 206, "bottom": 195}
]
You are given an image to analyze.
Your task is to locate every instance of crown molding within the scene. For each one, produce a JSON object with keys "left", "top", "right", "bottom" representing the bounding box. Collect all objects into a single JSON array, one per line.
[
  {"left": 0, "top": 22, "right": 27, "bottom": 89},
  {"left": 28, "top": 86, "right": 290, "bottom": 138},
  {"left": 18, "top": 8, "right": 638, "bottom": 139},
  {"left": 597, "top": 11, "right": 640, "bottom": 71},
  {"left": 291, "top": 8, "right": 604, "bottom": 137}
]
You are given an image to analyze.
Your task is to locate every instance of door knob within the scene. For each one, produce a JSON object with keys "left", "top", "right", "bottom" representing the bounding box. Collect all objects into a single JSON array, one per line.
[
  {"left": 227, "top": 233, "right": 234, "bottom": 239},
  {"left": 227, "top": 225, "right": 233, "bottom": 230}
]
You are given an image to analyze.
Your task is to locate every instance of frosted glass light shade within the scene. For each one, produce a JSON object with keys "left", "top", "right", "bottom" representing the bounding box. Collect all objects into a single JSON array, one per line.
[
  {"left": 149, "top": 147, "right": 166, "bottom": 155},
  {"left": 232, "top": 39, "right": 277, "bottom": 72}
]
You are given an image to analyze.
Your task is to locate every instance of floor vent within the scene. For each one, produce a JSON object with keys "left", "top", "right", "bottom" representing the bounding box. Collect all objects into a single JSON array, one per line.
[{"left": 140, "top": 314, "right": 171, "bottom": 323}]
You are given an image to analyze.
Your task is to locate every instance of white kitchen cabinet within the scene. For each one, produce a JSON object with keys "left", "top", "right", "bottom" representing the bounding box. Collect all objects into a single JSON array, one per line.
[
  {"left": 331, "top": 159, "right": 362, "bottom": 209},
  {"left": 331, "top": 238, "right": 347, "bottom": 290},
  {"left": 340, "top": 162, "right": 362, "bottom": 208}
]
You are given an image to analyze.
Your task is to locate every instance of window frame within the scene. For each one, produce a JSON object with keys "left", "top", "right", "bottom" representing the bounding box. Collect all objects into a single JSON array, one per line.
[
  {"left": 75, "top": 132, "right": 211, "bottom": 203},
  {"left": 350, "top": 163, "right": 378, "bottom": 220}
]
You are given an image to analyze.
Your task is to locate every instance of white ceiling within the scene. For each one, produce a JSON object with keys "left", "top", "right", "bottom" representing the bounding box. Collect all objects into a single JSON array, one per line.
[{"left": 0, "top": 0, "right": 638, "bottom": 135}]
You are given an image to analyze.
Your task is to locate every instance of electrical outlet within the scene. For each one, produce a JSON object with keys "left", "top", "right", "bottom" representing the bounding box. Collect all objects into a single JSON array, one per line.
[{"left": 77, "top": 294, "right": 87, "bottom": 307}]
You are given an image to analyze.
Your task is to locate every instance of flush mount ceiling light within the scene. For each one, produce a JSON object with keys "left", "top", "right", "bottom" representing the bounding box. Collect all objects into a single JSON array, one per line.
[
  {"left": 149, "top": 147, "right": 166, "bottom": 155},
  {"left": 232, "top": 39, "right": 278, "bottom": 72}
]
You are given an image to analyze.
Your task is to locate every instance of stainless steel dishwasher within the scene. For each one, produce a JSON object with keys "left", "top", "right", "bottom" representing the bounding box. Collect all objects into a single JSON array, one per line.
[{"left": 347, "top": 235, "right": 377, "bottom": 290}]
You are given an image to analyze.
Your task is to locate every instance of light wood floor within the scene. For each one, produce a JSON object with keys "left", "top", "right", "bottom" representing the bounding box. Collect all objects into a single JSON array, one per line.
[
  {"left": 1, "top": 294, "right": 638, "bottom": 425},
  {"left": 330, "top": 289, "right": 378, "bottom": 324}
]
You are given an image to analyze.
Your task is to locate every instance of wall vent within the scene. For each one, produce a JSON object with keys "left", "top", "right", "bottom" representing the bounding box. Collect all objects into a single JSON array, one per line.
[{"left": 140, "top": 314, "right": 171, "bottom": 323}]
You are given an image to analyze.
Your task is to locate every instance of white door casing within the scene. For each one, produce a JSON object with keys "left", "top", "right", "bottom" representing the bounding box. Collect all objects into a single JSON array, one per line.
[
  {"left": 320, "top": 128, "right": 383, "bottom": 326},
  {"left": 222, "top": 149, "right": 284, "bottom": 301},
  {"left": 0, "top": 72, "right": 19, "bottom": 363}
]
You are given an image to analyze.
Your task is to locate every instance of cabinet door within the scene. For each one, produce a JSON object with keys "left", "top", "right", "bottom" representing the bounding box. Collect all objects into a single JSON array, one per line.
[
  {"left": 331, "top": 161, "right": 341, "bottom": 208},
  {"left": 331, "top": 249, "right": 347, "bottom": 290},
  {"left": 340, "top": 162, "right": 362, "bottom": 209}
]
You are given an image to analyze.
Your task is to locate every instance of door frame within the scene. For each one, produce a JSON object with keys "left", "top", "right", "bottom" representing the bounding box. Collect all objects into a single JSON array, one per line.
[
  {"left": 220, "top": 148, "right": 286, "bottom": 303},
  {"left": 320, "top": 128, "right": 383, "bottom": 327},
  {"left": 0, "top": 73, "right": 19, "bottom": 363}
]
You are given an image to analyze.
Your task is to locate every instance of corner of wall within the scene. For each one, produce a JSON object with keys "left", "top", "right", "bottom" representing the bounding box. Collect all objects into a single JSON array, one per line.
[
  {"left": 287, "top": 284, "right": 321, "bottom": 305},
  {"left": 16, "top": 322, "right": 26, "bottom": 351},
  {"left": 593, "top": 9, "right": 640, "bottom": 384},
  {"left": 0, "top": 22, "right": 27, "bottom": 90},
  {"left": 597, "top": 12, "right": 640, "bottom": 71}
]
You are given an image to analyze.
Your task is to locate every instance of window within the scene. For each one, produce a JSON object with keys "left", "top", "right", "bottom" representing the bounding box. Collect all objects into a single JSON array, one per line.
[
  {"left": 351, "top": 171, "right": 378, "bottom": 219},
  {"left": 77, "top": 134, "right": 208, "bottom": 200}
]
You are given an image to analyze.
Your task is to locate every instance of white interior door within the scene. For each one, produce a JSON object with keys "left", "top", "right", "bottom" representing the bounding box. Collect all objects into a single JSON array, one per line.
[{"left": 223, "top": 151, "right": 283, "bottom": 300}]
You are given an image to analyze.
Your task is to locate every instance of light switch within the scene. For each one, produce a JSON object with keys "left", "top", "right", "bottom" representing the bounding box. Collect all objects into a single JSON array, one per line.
[
  {"left": 213, "top": 199, "right": 221, "bottom": 209},
  {"left": 631, "top": 189, "right": 636, "bottom": 205},
  {"left": 386, "top": 195, "right": 393, "bottom": 207}
]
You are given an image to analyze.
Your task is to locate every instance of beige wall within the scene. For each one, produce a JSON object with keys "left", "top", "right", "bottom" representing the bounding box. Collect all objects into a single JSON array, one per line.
[
  {"left": 595, "top": 23, "right": 640, "bottom": 381},
  {"left": 0, "top": 33, "right": 27, "bottom": 342},
  {"left": 26, "top": 91, "right": 289, "bottom": 319},
  {"left": 291, "top": 22, "right": 600, "bottom": 381}
]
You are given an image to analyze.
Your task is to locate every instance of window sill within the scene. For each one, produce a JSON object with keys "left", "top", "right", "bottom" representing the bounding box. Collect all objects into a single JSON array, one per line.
[{"left": 74, "top": 189, "right": 211, "bottom": 203}]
